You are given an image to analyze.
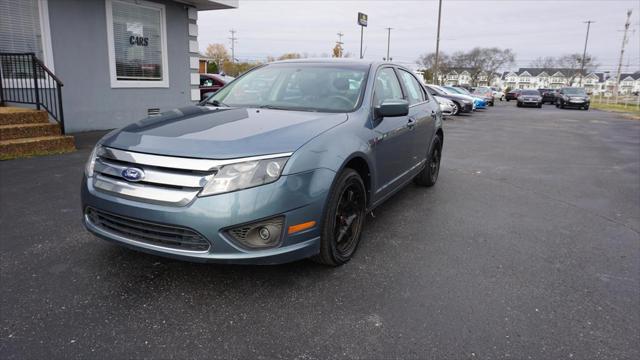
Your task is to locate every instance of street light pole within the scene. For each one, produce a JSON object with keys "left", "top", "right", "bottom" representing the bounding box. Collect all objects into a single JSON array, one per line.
[
  {"left": 579, "top": 20, "right": 594, "bottom": 87},
  {"left": 360, "top": 26, "right": 364, "bottom": 59},
  {"left": 385, "top": 27, "right": 393, "bottom": 61},
  {"left": 433, "top": 0, "right": 443, "bottom": 84}
]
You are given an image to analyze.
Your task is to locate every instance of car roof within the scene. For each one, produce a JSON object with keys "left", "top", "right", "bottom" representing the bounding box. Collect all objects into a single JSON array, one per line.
[{"left": 271, "top": 58, "right": 410, "bottom": 71}]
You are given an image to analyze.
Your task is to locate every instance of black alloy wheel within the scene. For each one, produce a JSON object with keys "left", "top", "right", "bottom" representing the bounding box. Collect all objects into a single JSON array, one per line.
[
  {"left": 414, "top": 136, "right": 442, "bottom": 187},
  {"left": 313, "top": 169, "right": 366, "bottom": 266}
]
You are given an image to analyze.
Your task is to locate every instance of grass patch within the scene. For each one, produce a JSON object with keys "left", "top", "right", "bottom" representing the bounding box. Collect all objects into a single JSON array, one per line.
[{"left": 591, "top": 101, "right": 640, "bottom": 119}]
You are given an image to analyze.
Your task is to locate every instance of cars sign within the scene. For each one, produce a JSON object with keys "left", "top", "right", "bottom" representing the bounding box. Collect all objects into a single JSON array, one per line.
[{"left": 358, "top": 12, "right": 367, "bottom": 27}]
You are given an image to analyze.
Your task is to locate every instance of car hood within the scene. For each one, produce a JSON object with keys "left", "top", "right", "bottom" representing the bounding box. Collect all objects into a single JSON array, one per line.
[
  {"left": 441, "top": 93, "right": 474, "bottom": 103},
  {"left": 101, "top": 106, "right": 348, "bottom": 159}
]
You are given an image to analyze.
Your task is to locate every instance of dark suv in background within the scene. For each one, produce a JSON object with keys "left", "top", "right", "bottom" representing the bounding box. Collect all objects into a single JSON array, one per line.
[
  {"left": 538, "top": 88, "right": 556, "bottom": 104},
  {"left": 555, "top": 87, "right": 590, "bottom": 110}
]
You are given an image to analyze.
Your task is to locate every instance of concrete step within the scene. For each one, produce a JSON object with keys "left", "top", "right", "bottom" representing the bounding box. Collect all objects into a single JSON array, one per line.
[
  {"left": 0, "top": 123, "right": 61, "bottom": 141},
  {"left": 0, "top": 107, "right": 49, "bottom": 125},
  {"left": 0, "top": 135, "right": 75, "bottom": 160}
]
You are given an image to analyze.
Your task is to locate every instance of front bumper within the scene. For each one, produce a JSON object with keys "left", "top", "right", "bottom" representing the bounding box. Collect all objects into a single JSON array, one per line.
[
  {"left": 564, "top": 99, "right": 590, "bottom": 107},
  {"left": 460, "top": 102, "right": 473, "bottom": 112},
  {"left": 81, "top": 168, "right": 335, "bottom": 264}
]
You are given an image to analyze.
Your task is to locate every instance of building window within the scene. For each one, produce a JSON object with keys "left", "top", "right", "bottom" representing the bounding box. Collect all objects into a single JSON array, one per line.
[
  {"left": 0, "top": 0, "right": 54, "bottom": 78},
  {"left": 106, "top": 0, "right": 169, "bottom": 88}
]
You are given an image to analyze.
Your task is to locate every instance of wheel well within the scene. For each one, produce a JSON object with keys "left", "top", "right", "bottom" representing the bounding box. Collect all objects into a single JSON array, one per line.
[
  {"left": 436, "top": 128, "right": 444, "bottom": 147},
  {"left": 344, "top": 157, "right": 371, "bottom": 204}
]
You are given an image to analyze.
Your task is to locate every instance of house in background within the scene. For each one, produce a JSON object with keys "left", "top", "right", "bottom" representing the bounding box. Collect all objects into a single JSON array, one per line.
[
  {"left": 0, "top": 0, "right": 238, "bottom": 134},
  {"left": 439, "top": 68, "right": 501, "bottom": 87}
]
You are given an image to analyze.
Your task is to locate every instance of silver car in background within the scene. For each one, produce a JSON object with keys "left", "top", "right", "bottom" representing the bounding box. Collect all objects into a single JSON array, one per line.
[{"left": 434, "top": 96, "right": 455, "bottom": 116}]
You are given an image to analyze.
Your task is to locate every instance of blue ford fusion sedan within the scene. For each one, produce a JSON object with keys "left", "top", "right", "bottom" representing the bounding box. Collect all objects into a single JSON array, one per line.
[{"left": 81, "top": 59, "right": 443, "bottom": 266}]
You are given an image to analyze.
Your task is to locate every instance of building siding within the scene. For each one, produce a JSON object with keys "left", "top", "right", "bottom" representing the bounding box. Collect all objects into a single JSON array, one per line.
[{"left": 47, "top": 0, "right": 192, "bottom": 132}]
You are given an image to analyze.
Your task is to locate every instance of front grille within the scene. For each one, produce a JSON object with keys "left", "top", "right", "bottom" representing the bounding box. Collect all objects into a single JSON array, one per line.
[
  {"left": 86, "top": 207, "right": 210, "bottom": 251},
  {"left": 91, "top": 147, "right": 218, "bottom": 206}
]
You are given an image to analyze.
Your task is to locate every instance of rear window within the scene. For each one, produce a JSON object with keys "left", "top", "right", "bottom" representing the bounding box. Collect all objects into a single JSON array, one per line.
[{"left": 521, "top": 90, "right": 540, "bottom": 95}]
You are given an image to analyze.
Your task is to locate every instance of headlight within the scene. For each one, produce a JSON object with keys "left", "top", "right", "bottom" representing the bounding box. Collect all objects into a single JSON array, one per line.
[
  {"left": 199, "top": 157, "right": 289, "bottom": 196},
  {"left": 84, "top": 145, "right": 102, "bottom": 178}
]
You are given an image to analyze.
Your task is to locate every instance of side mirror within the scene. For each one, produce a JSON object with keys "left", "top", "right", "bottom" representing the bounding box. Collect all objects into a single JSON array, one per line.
[{"left": 375, "top": 100, "right": 409, "bottom": 118}]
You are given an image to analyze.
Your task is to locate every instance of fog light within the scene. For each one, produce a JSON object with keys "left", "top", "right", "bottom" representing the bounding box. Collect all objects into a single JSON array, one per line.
[
  {"left": 258, "top": 227, "right": 271, "bottom": 241},
  {"left": 227, "top": 217, "right": 284, "bottom": 249}
]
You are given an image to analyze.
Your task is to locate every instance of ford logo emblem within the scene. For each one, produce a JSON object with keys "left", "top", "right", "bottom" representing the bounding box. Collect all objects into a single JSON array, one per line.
[{"left": 121, "top": 167, "right": 145, "bottom": 182}]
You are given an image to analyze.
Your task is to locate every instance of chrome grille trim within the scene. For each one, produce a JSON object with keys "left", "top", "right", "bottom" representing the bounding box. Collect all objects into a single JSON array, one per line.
[
  {"left": 101, "top": 147, "right": 293, "bottom": 171},
  {"left": 85, "top": 207, "right": 210, "bottom": 252},
  {"left": 95, "top": 158, "right": 212, "bottom": 188},
  {"left": 94, "top": 174, "right": 200, "bottom": 206}
]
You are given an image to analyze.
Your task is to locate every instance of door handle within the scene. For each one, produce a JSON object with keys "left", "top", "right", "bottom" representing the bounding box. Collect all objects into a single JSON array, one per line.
[{"left": 406, "top": 117, "right": 416, "bottom": 129}]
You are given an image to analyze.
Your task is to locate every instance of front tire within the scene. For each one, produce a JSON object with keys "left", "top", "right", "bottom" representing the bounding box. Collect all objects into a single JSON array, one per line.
[
  {"left": 517, "top": 102, "right": 522, "bottom": 107},
  {"left": 414, "top": 136, "right": 442, "bottom": 187},
  {"left": 451, "top": 102, "right": 460, "bottom": 116},
  {"left": 313, "top": 169, "right": 366, "bottom": 266}
]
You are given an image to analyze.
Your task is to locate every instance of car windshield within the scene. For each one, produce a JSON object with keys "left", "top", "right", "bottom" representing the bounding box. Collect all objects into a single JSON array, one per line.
[
  {"left": 474, "top": 87, "right": 490, "bottom": 93},
  {"left": 428, "top": 86, "right": 446, "bottom": 96},
  {"left": 563, "top": 88, "right": 586, "bottom": 95},
  {"left": 205, "top": 63, "right": 368, "bottom": 112},
  {"left": 442, "top": 87, "right": 463, "bottom": 95},
  {"left": 521, "top": 90, "right": 540, "bottom": 95}
]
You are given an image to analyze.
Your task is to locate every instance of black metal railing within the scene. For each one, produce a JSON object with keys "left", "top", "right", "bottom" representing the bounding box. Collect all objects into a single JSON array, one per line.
[{"left": 0, "top": 52, "right": 65, "bottom": 133}]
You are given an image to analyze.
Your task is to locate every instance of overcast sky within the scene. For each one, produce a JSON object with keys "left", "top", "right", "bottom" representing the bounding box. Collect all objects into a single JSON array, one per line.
[{"left": 198, "top": 0, "right": 640, "bottom": 73}]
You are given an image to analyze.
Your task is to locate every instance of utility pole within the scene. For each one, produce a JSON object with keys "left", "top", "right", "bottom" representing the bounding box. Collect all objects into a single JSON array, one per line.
[
  {"left": 614, "top": 9, "right": 632, "bottom": 99},
  {"left": 229, "top": 29, "right": 237, "bottom": 63},
  {"left": 384, "top": 27, "right": 393, "bottom": 61},
  {"left": 579, "top": 20, "right": 594, "bottom": 87},
  {"left": 433, "top": 0, "right": 443, "bottom": 84},
  {"left": 336, "top": 32, "right": 344, "bottom": 57}
]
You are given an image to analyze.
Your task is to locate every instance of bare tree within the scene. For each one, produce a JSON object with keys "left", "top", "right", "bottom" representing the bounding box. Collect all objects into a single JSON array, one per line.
[
  {"left": 332, "top": 43, "right": 343, "bottom": 58},
  {"left": 449, "top": 47, "right": 515, "bottom": 86},
  {"left": 416, "top": 52, "right": 451, "bottom": 83},
  {"left": 557, "top": 53, "right": 598, "bottom": 83},
  {"left": 205, "top": 43, "right": 231, "bottom": 65},
  {"left": 529, "top": 56, "right": 557, "bottom": 69}
]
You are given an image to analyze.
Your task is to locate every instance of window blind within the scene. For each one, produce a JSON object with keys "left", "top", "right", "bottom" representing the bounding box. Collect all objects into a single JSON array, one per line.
[{"left": 112, "top": 1, "right": 163, "bottom": 81}]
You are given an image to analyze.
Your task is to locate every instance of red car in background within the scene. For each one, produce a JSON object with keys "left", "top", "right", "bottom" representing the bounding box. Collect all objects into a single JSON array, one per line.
[
  {"left": 199, "top": 74, "right": 235, "bottom": 100},
  {"left": 505, "top": 88, "right": 521, "bottom": 101}
]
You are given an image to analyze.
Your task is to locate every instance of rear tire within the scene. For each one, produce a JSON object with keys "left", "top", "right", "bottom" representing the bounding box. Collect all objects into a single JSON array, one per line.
[
  {"left": 312, "top": 169, "right": 366, "bottom": 266},
  {"left": 414, "top": 136, "right": 442, "bottom": 187}
]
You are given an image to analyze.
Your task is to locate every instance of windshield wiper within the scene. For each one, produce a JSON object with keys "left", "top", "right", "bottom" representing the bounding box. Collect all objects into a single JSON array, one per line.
[
  {"left": 257, "top": 105, "right": 318, "bottom": 112},
  {"left": 209, "top": 99, "right": 230, "bottom": 107}
]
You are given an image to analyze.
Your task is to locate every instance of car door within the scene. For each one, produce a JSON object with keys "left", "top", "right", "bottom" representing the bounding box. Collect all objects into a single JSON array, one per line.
[
  {"left": 370, "top": 67, "right": 414, "bottom": 198},
  {"left": 397, "top": 69, "right": 434, "bottom": 165}
]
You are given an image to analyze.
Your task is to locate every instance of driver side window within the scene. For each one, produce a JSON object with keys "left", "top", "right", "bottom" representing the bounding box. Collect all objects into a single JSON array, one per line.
[{"left": 373, "top": 68, "right": 403, "bottom": 107}]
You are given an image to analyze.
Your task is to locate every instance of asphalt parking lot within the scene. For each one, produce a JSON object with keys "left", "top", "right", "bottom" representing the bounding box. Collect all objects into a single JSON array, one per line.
[{"left": 1, "top": 102, "right": 639, "bottom": 359}]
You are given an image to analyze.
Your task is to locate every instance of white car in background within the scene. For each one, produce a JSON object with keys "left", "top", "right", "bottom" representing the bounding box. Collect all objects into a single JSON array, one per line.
[
  {"left": 491, "top": 87, "right": 505, "bottom": 101},
  {"left": 434, "top": 96, "right": 456, "bottom": 116}
]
